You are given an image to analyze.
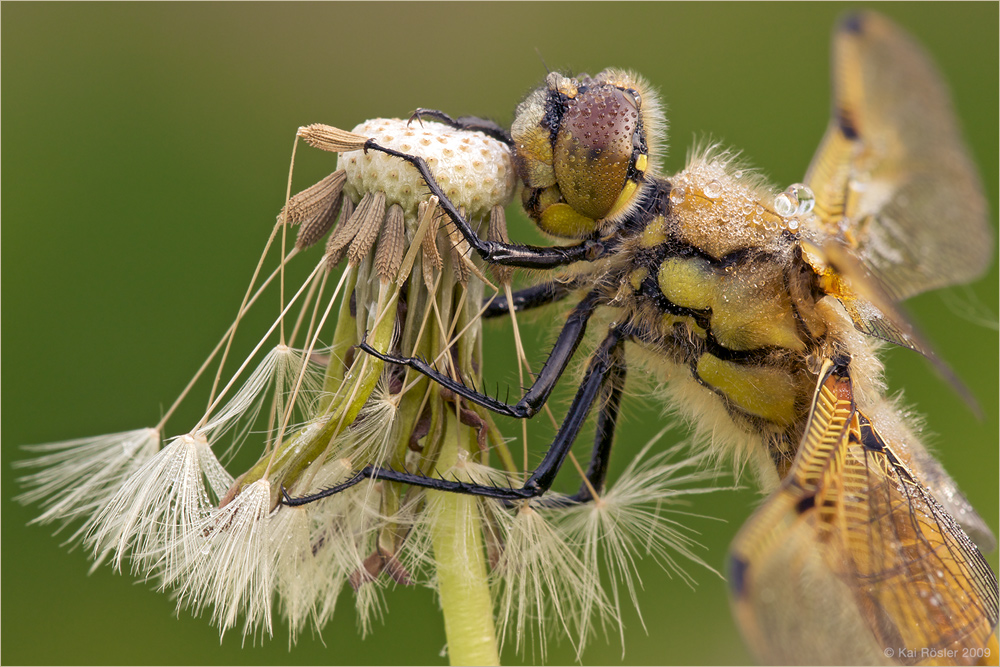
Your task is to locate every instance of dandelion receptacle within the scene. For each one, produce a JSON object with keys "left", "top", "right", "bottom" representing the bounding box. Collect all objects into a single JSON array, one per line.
[{"left": 7, "top": 4, "right": 997, "bottom": 665}]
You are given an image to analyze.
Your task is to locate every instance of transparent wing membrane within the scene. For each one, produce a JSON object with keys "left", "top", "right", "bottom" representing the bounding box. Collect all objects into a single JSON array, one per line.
[
  {"left": 730, "top": 359, "right": 999, "bottom": 665},
  {"left": 805, "top": 12, "right": 992, "bottom": 302}
]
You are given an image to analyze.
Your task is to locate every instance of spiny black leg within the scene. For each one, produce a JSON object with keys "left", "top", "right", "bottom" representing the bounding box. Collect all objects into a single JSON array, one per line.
[
  {"left": 531, "top": 329, "right": 629, "bottom": 508},
  {"left": 361, "top": 289, "right": 603, "bottom": 418},
  {"left": 521, "top": 325, "right": 625, "bottom": 493},
  {"left": 569, "top": 349, "right": 627, "bottom": 504},
  {"left": 284, "top": 325, "right": 626, "bottom": 505},
  {"left": 283, "top": 466, "right": 536, "bottom": 503},
  {"left": 482, "top": 280, "right": 578, "bottom": 319},
  {"left": 408, "top": 108, "right": 512, "bottom": 145},
  {"left": 363, "top": 139, "right": 607, "bottom": 269}
]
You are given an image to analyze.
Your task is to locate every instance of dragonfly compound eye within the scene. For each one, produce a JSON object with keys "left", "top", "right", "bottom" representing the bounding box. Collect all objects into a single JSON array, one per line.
[
  {"left": 512, "top": 70, "right": 657, "bottom": 239},
  {"left": 553, "top": 84, "right": 639, "bottom": 222}
]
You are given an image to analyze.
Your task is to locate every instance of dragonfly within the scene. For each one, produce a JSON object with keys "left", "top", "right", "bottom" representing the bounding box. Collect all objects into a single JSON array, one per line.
[{"left": 288, "top": 11, "right": 998, "bottom": 664}]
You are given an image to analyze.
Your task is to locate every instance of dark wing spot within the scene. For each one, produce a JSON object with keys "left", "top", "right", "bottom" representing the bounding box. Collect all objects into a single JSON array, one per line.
[
  {"left": 836, "top": 108, "right": 860, "bottom": 141},
  {"left": 796, "top": 493, "right": 816, "bottom": 514},
  {"left": 841, "top": 12, "right": 865, "bottom": 35},
  {"left": 858, "top": 414, "right": 886, "bottom": 451},
  {"left": 729, "top": 555, "right": 750, "bottom": 597},
  {"left": 837, "top": 109, "right": 860, "bottom": 141}
]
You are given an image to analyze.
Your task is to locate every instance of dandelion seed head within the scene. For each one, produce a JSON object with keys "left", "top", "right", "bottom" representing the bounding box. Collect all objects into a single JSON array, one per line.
[
  {"left": 16, "top": 112, "right": 620, "bottom": 660},
  {"left": 342, "top": 118, "right": 515, "bottom": 222}
]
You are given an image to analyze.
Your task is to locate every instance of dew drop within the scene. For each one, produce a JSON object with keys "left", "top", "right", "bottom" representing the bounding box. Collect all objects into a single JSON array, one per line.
[
  {"left": 787, "top": 183, "right": 815, "bottom": 215},
  {"left": 774, "top": 192, "right": 797, "bottom": 217},
  {"left": 734, "top": 170, "right": 743, "bottom": 179},
  {"left": 703, "top": 180, "right": 721, "bottom": 198},
  {"left": 787, "top": 219, "right": 800, "bottom": 232},
  {"left": 669, "top": 186, "right": 687, "bottom": 205}
]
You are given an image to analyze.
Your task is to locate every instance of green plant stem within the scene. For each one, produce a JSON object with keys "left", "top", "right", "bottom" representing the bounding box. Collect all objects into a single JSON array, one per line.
[{"left": 430, "top": 411, "right": 500, "bottom": 666}]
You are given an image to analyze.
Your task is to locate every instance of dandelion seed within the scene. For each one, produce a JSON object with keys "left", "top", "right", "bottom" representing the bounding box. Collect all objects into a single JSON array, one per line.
[
  {"left": 174, "top": 478, "right": 274, "bottom": 640},
  {"left": 326, "top": 375, "right": 399, "bottom": 471},
  {"left": 15, "top": 428, "right": 161, "bottom": 547},
  {"left": 290, "top": 457, "right": 387, "bottom": 635},
  {"left": 297, "top": 123, "right": 369, "bottom": 154},
  {"left": 496, "top": 503, "right": 608, "bottom": 661},
  {"left": 345, "top": 485, "right": 404, "bottom": 635},
  {"left": 306, "top": 506, "right": 353, "bottom": 634},
  {"left": 269, "top": 504, "right": 316, "bottom": 645},
  {"left": 283, "top": 170, "right": 347, "bottom": 250},
  {"left": 555, "top": 432, "right": 726, "bottom": 649},
  {"left": 86, "top": 433, "right": 233, "bottom": 577},
  {"left": 374, "top": 204, "right": 406, "bottom": 282},
  {"left": 201, "top": 344, "right": 325, "bottom": 460},
  {"left": 321, "top": 484, "right": 388, "bottom": 635}
]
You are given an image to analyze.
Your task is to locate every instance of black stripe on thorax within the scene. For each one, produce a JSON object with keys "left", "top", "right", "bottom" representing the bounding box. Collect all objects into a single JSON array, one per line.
[
  {"left": 636, "top": 272, "right": 784, "bottom": 365},
  {"left": 636, "top": 235, "right": 783, "bottom": 272}
]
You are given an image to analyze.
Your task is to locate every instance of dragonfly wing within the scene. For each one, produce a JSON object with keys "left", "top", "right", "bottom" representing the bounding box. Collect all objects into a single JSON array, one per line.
[
  {"left": 804, "top": 11, "right": 992, "bottom": 302},
  {"left": 729, "top": 358, "right": 999, "bottom": 665},
  {"left": 902, "top": 438, "right": 997, "bottom": 553},
  {"left": 729, "top": 485, "right": 893, "bottom": 664},
  {"left": 819, "top": 240, "right": 979, "bottom": 412}
]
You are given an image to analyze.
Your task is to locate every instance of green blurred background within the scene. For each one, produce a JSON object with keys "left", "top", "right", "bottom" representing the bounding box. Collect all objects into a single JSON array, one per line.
[{"left": 4, "top": 3, "right": 997, "bottom": 665}]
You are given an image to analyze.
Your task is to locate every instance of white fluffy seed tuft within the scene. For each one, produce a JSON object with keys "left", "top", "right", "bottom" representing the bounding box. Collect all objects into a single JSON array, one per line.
[
  {"left": 15, "top": 428, "right": 161, "bottom": 547},
  {"left": 270, "top": 505, "right": 318, "bottom": 646},
  {"left": 86, "top": 433, "right": 233, "bottom": 576},
  {"left": 200, "top": 345, "right": 325, "bottom": 461},
  {"left": 173, "top": 479, "right": 275, "bottom": 640},
  {"left": 554, "top": 432, "right": 727, "bottom": 649},
  {"left": 496, "top": 504, "right": 609, "bottom": 661}
]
